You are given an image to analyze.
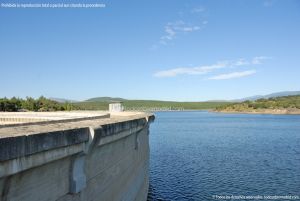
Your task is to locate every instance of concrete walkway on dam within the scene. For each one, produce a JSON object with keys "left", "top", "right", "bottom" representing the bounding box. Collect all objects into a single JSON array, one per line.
[{"left": 0, "top": 111, "right": 155, "bottom": 201}]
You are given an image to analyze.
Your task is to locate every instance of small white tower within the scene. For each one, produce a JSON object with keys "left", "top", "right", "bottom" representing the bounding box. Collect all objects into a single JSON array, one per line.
[{"left": 109, "top": 102, "right": 124, "bottom": 112}]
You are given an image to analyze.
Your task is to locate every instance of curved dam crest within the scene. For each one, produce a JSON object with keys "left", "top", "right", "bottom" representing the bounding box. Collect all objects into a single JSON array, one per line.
[{"left": 0, "top": 111, "right": 155, "bottom": 201}]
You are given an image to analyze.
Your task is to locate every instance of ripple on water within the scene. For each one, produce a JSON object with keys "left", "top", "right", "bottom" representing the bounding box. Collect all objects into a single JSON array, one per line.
[{"left": 147, "top": 112, "right": 300, "bottom": 201}]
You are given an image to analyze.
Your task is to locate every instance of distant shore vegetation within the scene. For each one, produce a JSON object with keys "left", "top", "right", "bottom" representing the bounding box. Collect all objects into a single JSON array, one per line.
[
  {"left": 215, "top": 95, "right": 300, "bottom": 113},
  {"left": 0, "top": 96, "right": 78, "bottom": 112},
  {"left": 3, "top": 95, "right": 300, "bottom": 113},
  {"left": 0, "top": 97, "right": 228, "bottom": 112},
  {"left": 74, "top": 100, "right": 228, "bottom": 111}
]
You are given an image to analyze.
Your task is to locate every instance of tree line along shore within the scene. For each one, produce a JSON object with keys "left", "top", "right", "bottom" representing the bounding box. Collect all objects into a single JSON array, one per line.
[
  {"left": 215, "top": 95, "right": 300, "bottom": 114},
  {"left": 0, "top": 97, "right": 227, "bottom": 112},
  {"left": 1, "top": 95, "right": 300, "bottom": 114},
  {"left": 0, "top": 96, "right": 77, "bottom": 112}
]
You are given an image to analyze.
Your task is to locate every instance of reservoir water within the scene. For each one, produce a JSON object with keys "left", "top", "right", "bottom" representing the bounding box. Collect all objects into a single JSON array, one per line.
[{"left": 147, "top": 111, "right": 300, "bottom": 201}]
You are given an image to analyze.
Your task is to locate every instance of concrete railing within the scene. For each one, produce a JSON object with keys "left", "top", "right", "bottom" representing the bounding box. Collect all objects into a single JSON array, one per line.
[{"left": 0, "top": 112, "right": 154, "bottom": 201}]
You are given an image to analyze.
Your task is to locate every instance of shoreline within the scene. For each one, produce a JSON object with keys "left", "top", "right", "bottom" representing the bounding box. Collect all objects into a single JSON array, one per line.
[
  {"left": 214, "top": 109, "right": 300, "bottom": 115},
  {"left": 140, "top": 109, "right": 300, "bottom": 115}
]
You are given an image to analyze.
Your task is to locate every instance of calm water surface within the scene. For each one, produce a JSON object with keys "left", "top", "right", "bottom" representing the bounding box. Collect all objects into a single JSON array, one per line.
[{"left": 147, "top": 111, "right": 300, "bottom": 201}]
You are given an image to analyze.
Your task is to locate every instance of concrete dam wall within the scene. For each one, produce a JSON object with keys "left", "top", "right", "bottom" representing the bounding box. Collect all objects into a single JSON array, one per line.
[{"left": 0, "top": 112, "right": 155, "bottom": 201}]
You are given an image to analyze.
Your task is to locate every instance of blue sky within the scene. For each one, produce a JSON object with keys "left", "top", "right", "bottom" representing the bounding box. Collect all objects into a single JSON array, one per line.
[{"left": 0, "top": 0, "right": 300, "bottom": 101}]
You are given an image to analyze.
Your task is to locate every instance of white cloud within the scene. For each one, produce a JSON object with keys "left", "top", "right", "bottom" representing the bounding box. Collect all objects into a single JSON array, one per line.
[
  {"left": 154, "top": 56, "right": 270, "bottom": 78},
  {"left": 154, "top": 62, "right": 228, "bottom": 77},
  {"left": 182, "top": 26, "right": 200, "bottom": 32},
  {"left": 233, "top": 58, "right": 249, "bottom": 66},
  {"left": 157, "top": 6, "right": 208, "bottom": 46},
  {"left": 151, "top": 6, "right": 209, "bottom": 48},
  {"left": 159, "top": 21, "right": 203, "bottom": 45},
  {"left": 252, "top": 56, "right": 271, "bottom": 64},
  {"left": 208, "top": 70, "right": 257, "bottom": 80}
]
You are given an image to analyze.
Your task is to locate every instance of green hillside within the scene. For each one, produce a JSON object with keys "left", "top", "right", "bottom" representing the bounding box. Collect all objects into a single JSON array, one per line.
[
  {"left": 0, "top": 96, "right": 229, "bottom": 112},
  {"left": 75, "top": 100, "right": 228, "bottom": 111},
  {"left": 5, "top": 95, "right": 299, "bottom": 112},
  {"left": 216, "top": 95, "right": 300, "bottom": 112}
]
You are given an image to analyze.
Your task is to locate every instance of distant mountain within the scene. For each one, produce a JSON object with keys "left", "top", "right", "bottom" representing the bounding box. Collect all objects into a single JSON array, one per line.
[
  {"left": 49, "top": 97, "right": 78, "bottom": 103},
  {"left": 233, "top": 91, "right": 300, "bottom": 102},
  {"left": 84, "top": 97, "right": 127, "bottom": 102},
  {"left": 51, "top": 91, "right": 300, "bottom": 104}
]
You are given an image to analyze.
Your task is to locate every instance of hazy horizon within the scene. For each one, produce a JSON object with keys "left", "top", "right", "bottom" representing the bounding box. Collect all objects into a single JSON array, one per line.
[{"left": 1, "top": 90, "right": 300, "bottom": 102}]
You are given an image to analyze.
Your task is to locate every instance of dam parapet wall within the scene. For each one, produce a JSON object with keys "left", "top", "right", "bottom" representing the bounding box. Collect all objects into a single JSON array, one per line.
[{"left": 0, "top": 111, "right": 154, "bottom": 201}]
